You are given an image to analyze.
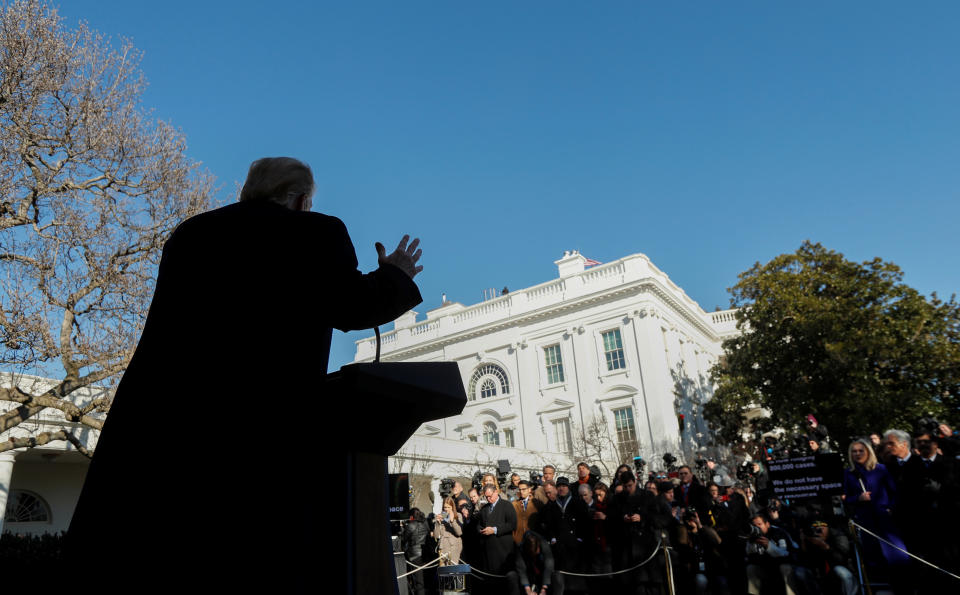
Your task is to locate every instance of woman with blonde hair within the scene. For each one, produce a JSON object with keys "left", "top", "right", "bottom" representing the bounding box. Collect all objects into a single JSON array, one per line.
[
  {"left": 842, "top": 437, "right": 909, "bottom": 573},
  {"left": 481, "top": 472, "right": 501, "bottom": 494},
  {"left": 434, "top": 497, "right": 464, "bottom": 565}
]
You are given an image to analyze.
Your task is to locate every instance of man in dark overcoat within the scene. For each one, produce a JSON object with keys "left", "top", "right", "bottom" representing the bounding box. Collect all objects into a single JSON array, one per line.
[
  {"left": 65, "top": 157, "right": 423, "bottom": 592},
  {"left": 478, "top": 483, "right": 518, "bottom": 592},
  {"left": 609, "top": 471, "right": 671, "bottom": 595},
  {"left": 897, "top": 430, "right": 960, "bottom": 590}
]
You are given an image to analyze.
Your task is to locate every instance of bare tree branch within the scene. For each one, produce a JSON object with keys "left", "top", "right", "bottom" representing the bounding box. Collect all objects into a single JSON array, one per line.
[
  {"left": 0, "top": 0, "right": 215, "bottom": 453},
  {"left": 2, "top": 429, "right": 92, "bottom": 457}
]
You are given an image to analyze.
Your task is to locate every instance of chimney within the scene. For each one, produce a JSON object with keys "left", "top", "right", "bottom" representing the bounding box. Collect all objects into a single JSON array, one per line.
[
  {"left": 555, "top": 250, "right": 587, "bottom": 278},
  {"left": 394, "top": 310, "right": 418, "bottom": 329}
]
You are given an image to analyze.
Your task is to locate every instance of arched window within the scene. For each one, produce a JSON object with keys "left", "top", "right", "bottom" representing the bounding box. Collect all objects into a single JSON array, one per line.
[
  {"left": 483, "top": 422, "right": 500, "bottom": 445},
  {"left": 480, "top": 379, "right": 497, "bottom": 399},
  {"left": 467, "top": 364, "right": 510, "bottom": 401},
  {"left": 3, "top": 490, "right": 51, "bottom": 523}
]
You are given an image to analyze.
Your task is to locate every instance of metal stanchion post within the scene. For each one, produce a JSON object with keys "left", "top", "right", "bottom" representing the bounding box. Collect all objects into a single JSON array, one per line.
[
  {"left": 849, "top": 520, "right": 873, "bottom": 595},
  {"left": 662, "top": 531, "right": 676, "bottom": 595}
]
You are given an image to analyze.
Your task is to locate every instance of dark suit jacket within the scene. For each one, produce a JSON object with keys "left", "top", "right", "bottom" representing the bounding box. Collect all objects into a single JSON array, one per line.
[
  {"left": 65, "top": 201, "right": 422, "bottom": 590},
  {"left": 478, "top": 496, "right": 518, "bottom": 574},
  {"left": 537, "top": 495, "right": 589, "bottom": 568},
  {"left": 897, "top": 454, "right": 959, "bottom": 548},
  {"left": 674, "top": 480, "right": 711, "bottom": 512}
]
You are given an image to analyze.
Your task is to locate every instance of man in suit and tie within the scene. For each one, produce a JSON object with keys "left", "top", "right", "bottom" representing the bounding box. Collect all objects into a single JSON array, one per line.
[
  {"left": 512, "top": 479, "right": 540, "bottom": 545},
  {"left": 882, "top": 429, "right": 914, "bottom": 484},
  {"left": 674, "top": 465, "right": 711, "bottom": 512},
  {"left": 898, "top": 428, "right": 960, "bottom": 588},
  {"left": 479, "top": 483, "right": 518, "bottom": 591}
]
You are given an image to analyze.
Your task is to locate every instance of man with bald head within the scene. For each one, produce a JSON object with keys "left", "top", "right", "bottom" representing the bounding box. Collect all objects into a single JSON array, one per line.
[{"left": 67, "top": 157, "right": 424, "bottom": 592}]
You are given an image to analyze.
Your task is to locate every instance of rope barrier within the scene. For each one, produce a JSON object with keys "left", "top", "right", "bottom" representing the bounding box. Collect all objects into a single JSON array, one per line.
[
  {"left": 465, "top": 536, "right": 664, "bottom": 579},
  {"left": 398, "top": 554, "right": 445, "bottom": 579},
  {"left": 558, "top": 535, "right": 663, "bottom": 577},
  {"left": 851, "top": 521, "right": 960, "bottom": 582}
]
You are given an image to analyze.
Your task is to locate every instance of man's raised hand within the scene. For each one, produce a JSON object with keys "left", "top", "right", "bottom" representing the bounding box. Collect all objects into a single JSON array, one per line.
[{"left": 376, "top": 234, "right": 423, "bottom": 279}]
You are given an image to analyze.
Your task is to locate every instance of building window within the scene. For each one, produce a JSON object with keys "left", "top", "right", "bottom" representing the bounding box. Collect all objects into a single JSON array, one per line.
[
  {"left": 602, "top": 329, "right": 626, "bottom": 371},
  {"left": 504, "top": 428, "right": 515, "bottom": 447},
  {"left": 544, "top": 344, "right": 565, "bottom": 384},
  {"left": 483, "top": 422, "right": 500, "bottom": 445},
  {"left": 468, "top": 435, "right": 478, "bottom": 442},
  {"left": 613, "top": 407, "right": 639, "bottom": 458},
  {"left": 553, "top": 418, "right": 573, "bottom": 454},
  {"left": 3, "top": 490, "right": 50, "bottom": 523},
  {"left": 468, "top": 364, "right": 510, "bottom": 401},
  {"left": 480, "top": 379, "right": 497, "bottom": 399}
]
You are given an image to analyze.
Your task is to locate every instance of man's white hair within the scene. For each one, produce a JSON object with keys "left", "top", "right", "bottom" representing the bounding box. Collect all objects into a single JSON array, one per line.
[
  {"left": 883, "top": 429, "right": 911, "bottom": 445},
  {"left": 578, "top": 484, "right": 592, "bottom": 497},
  {"left": 239, "top": 157, "right": 314, "bottom": 207}
]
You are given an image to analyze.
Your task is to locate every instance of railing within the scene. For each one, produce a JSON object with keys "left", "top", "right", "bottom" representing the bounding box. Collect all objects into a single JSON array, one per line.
[
  {"left": 710, "top": 310, "right": 737, "bottom": 324},
  {"left": 412, "top": 321, "right": 439, "bottom": 336},
  {"left": 452, "top": 297, "right": 511, "bottom": 324},
  {"left": 582, "top": 262, "right": 625, "bottom": 285},
  {"left": 526, "top": 280, "right": 564, "bottom": 302},
  {"left": 357, "top": 255, "right": 742, "bottom": 358}
]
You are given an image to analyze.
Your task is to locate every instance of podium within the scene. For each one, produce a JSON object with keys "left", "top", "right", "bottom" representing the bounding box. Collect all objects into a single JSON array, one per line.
[{"left": 326, "top": 361, "right": 467, "bottom": 594}]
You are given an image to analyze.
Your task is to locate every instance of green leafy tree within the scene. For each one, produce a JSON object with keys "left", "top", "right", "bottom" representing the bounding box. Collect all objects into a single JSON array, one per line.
[{"left": 705, "top": 241, "right": 960, "bottom": 450}]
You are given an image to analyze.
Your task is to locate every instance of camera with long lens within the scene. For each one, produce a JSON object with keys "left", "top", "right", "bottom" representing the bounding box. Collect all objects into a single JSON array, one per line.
[
  {"left": 439, "top": 478, "right": 456, "bottom": 500},
  {"left": 736, "top": 461, "right": 756, "bottom": 482},
  {"left": 633, "top": 456, "right": 646, "bottom": 474},
  {"left": 529, "top": 470, "right": 543, "bottom": 487},
  {"left": 917, "top": 417, "right": 941, "bottom": 438},
  {"left": 662, "top": 452, "right": 677, "bottom": 471}
]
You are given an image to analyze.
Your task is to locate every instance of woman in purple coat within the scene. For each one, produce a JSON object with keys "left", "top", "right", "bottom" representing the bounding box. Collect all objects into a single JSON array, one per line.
[{"left": 842, "top": 438, "right": 910, "bottom": 573}]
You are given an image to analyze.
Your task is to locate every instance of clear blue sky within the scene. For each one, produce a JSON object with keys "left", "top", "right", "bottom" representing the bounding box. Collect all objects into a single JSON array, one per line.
[{"left": 59, "top": 1, "right": 960, "bottom": 371}]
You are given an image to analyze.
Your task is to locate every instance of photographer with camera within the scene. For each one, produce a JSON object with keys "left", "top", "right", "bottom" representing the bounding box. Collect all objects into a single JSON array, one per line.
[
  {"left": 506, "top": 473, "right": 523, "bottom": 502},
  {"left": 402, "top": 508, "right": 430, "bottom": 595},
  {"left": 744, "top": 512, "right": 801, "bottom": 595},
  {"left": 458, "top": 498, "right": 482, "bottom": 568},
  {"left": 795, "top": 520, "right": 858, "bottom": 595},
  {"left": 676, "top": 508, "right": 727, "bottom": 595},
  {"left": 803, "top": 414, "right": 830, "bottom": 450},
  {"left": 434, "top": 497, "right": 464, "bottom": 565}
]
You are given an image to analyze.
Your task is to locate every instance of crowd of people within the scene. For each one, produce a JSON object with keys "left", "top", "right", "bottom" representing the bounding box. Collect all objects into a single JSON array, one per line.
[{"left": 400, "top": 421, "right": 959, "bottom": 595}]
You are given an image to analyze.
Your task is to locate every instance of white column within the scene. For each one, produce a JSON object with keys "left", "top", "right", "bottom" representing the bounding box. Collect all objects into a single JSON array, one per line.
[
  {"left": 0, "top": 452, "right": 18, "bottom": 535},
  {"left": 630, "top": 308, "right": 681, "bottom": 463}
]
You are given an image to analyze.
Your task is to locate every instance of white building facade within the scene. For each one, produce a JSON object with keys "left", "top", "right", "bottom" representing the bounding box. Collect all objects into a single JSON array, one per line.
[
  {"left": 354, "top": 251, "right": 739, "bottom": 510},
  {"left": 0, "top": 374, "right": 104, "bottom": 536},
  {"left": 1, "top": 251, "right": 741, "bottom": 530}
]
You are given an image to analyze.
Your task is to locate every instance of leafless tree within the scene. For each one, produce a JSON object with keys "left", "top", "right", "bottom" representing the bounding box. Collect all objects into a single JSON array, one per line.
[
  {"left": 570, "top": 414, "right": 637, "bottom": 478},
  {"left": 0, "top": 1, "right": 214, "bottom": 454}
]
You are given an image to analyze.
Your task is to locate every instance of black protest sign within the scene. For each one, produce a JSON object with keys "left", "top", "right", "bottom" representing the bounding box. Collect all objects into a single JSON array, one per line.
[
  {"left": 767, "top": 453, "right": 843, "bottom": 501},
  {"left": 388, "top": 473, "right": 410, "bottom": 520}
]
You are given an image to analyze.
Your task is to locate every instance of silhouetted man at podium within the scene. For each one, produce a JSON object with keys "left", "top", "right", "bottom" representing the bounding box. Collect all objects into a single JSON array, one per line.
[{"left": 65, "top": 157, "right": 423, "bottom": 592}]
